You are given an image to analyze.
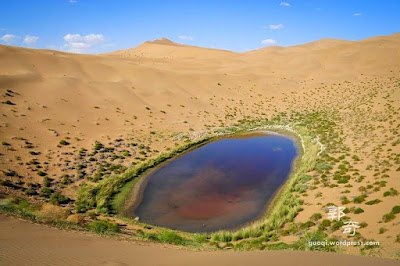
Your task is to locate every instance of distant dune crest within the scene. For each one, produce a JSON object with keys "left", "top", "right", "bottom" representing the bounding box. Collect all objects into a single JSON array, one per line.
[{"left": 144, "top": 38, "right": 181, "bottom": 46}]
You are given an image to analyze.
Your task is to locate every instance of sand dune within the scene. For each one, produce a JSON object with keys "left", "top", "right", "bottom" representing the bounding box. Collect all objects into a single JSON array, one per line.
[
  {"left": 1, "top": 214, "right": 398, "bottom": 266},
  {"left": 107, "top": 37, "right": 237, "bottom": 59}
]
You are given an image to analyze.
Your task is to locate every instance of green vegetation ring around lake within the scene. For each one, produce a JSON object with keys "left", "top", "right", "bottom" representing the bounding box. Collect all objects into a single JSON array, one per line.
[{"left": 84, "top": 119, "right": 321, "bottom": 248}]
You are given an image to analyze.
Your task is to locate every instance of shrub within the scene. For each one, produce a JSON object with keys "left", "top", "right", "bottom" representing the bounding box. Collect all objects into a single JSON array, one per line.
[
  {"left": 359, "top": 222, "right": 368, "bottom": 228},
  {"left": 61, "top": 175, "right": 71, "bottom": 185},
  {"left": 382, "top": 212, "right": 395, "bottom": 223},
  {"left": 293, "top": 230, "right": 334, "bottom": 252},
  {"left": 87, "top": 220, "right": 119, "bottom": 234},
  {"left": 94, "top": 141, "right": 104, "bottom": 151},
  {"left": 77, "top": 170, "right": 86, "bottom": 179},
  {"left": 0, "top": 179, "right": 16, "bottom": 187},
  {"left": 341, "top": 196, "right": 350, "bottom": 205},
  {"left": 66, "top": 214, "right": 84, "bottom": 224},
  {"left": 353, "top": 194, "right": 367, "bottom": 203},
  {"left": 159, "top": 231, "right": 185, "bottom": 245},
  {"left": 43, "top": 176, "right": 51, "bottom": 187},
  {"left": 3, "top": 100, "right": 15, "bottom": 105},
  {"left": 378, "top": 227, "right": 387, "bottom": 234},
  {"left": 265, "top": 242, "right": 292, "bottom": 250},
  {"left": 38, "top": 171, "right": 47, "bottom": 177},
  {"left": 383, "top": 188, "right": 399, "bottom": 197},
  {"left": 39, "top": 203, "right": 69, "bottom": 220},
  {"left": 354, "top": 207, "right": 364, "bottom": 214},
  {"left": 318, "top": 219, "right": 331, "bottom": 231},
  {"left": 294, "top": 184, "right": 307, "bottom": 193},
  {"left": 392, "top": 206, "right": 400, "bottom": 214},
  {"left": 39, "top": 187, "right": 52, "bottom": 198},
  {"left": 75, "top": 184, "right": 98, "bottom": 212},
  {"left": 49, "top": 192, "right": 70, "bottom": 205},
  {"left": 59, "top": 139, "right": 70, "bottom": 146},
  {"left": 25, "top": 188, "right": 38, "bottom": 196},
  {"left": 0, "top": 197, "right": 34, "bottom": 218},
  {"left": 1, "top": 169, "right": 18, "bottom": 177},
  {"left": 365, "top": 199, "right": 382, "bottom": 205},
  {"left": 310, "top": 213, "right": 322, "bottom": 221},
  {"left": 331, "top": 220, "right": 344, "bottom": 231},
  {"left": 315, "top": 162, "right": 332, "bottom": 171},
  {"left": 299, "top": 175, "right": 312, "bottom": 184},
  {"left": 144, "top": 232, "right": 159, "bottom": 241},
  {"left": 193, "top": 234, "right": 208, "bottom": 243}
]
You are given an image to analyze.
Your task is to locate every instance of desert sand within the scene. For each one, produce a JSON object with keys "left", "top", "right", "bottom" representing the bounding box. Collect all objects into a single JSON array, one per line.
[
  {"left": 1, "top": 33, "right": 400, "bottom": 263},
  {"left": 1, "top": 214, "right": 398, "bottom": 266}
]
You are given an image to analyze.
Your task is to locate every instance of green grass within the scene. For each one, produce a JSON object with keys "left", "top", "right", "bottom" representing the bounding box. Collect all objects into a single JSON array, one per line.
[
  {"left": 159, "top": 231, "right": 186, "bottom": 245},
  {"left": 87, "top": 220, "right": 119, "bottom": 234},
  {"left": 292, "top": 230, "right": 336, "bottom": 252},
  {"left": 110, "top": 177, "right": 137, "bottom": 212}
]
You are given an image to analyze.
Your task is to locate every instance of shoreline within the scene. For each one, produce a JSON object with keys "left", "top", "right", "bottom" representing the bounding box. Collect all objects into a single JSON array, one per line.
[{"left": 114, "top": 125, "right": 313, "bottom": 235}]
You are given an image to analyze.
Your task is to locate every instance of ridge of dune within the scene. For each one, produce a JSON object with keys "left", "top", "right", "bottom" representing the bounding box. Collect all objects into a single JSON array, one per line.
[
  {"left": 244, "top": 32, "right": 400, "bottom": 56},
  {"left": 105, "top": 37, "right": 237, "bottom": 59},
  {"left": 144, "top": 37, "right": 182, "bottom": 46}
]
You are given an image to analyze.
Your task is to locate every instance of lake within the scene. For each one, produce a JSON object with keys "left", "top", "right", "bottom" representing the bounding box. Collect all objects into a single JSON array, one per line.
[{"left": 132, "top": 132, "right": 298, "bottom": 232}]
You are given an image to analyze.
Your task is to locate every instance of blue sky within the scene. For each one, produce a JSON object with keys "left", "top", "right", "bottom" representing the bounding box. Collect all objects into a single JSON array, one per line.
[{"left": 0, "top": 0, "right": 399, "bottom": 53}]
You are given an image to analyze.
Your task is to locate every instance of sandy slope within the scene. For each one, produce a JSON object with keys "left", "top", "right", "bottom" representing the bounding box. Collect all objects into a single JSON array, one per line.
[
  {"left": 1, "top": 214, "right": 398, "bottom": 266},
  {"left": 1, "top": 34, "right": 399, "bottom": 183}
]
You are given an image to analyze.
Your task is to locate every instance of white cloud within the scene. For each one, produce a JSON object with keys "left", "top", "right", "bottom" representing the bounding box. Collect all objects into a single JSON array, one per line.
[
  {"left": 63, "top": 33, "right": 105, "bottom": 53},
  {"left": 0, "top": 34, "right": 17, "bottom": 43},
  {"left": 178, "top": 35, "right": 194, "bottom": 41},
  {"left": 269, "top": 24, "right": 284, "bottom": 30},
  {"left": 69, "top": 0, "right": 77, "bottom": 3},
  {"left": 261, "top": 39, "right": 277, "bottom": 45},
  {"left": 64, "top": 33, "right": 104, "bottom": 43},
  {"left": 83, "top": 34, "right": 104, "bottom": 43},
  {"left": 280, "top": 2, "right": 291, "bottom": 7},
  {"left": 23, "top": 35, "right": 39, "bottom": 45},
  {"left": 353, "top": 12, "right": 362, "bottom": 16}
]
